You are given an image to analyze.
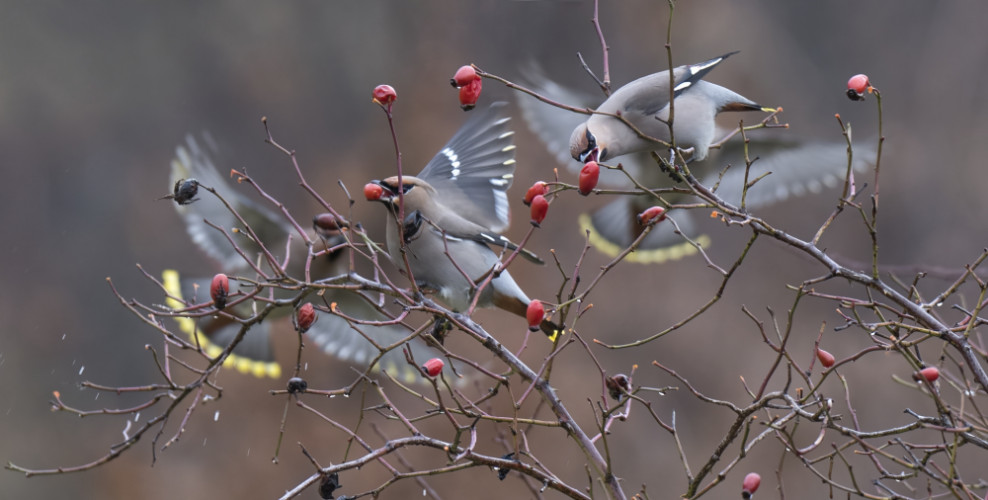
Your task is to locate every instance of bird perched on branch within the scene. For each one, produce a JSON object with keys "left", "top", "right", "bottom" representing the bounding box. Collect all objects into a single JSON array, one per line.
[
  {"left": 518, "top": 58, "right": 876, "bottom": 263},
  {"left": 365, "top": 102, "right": 562, "bottom": 337},
  {"left": 164, "top": 134, "right": 451, "bottom": 382}
]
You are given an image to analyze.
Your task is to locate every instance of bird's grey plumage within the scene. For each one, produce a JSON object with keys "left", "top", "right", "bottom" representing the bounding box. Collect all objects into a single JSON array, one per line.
[
  {"left": 568, "top": 52, "right": 763, "bottom": 163},
  {"left": 168, "top": 136, "right": 452, "bottom": 382},
  {"left": 370, "top": 103, "right": 561, "bottom": 335},
  {"left": 517, "top": 62, "right": 876, "bottom": 262},
  {"left": 383, "top": 198, "right": 531, "bottom": 314}
]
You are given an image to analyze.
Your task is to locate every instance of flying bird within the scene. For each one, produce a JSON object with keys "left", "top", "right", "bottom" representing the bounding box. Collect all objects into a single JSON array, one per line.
[
  {"left": 517, "top": 59, "right": 875, "bottom": 263},
  {"left": 164, "top": 134, "right": 453, "bottom": 382}
]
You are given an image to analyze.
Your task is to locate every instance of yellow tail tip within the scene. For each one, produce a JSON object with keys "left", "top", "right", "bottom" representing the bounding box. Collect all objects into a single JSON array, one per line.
[{"left": 578, "top": 213, "right": 711, "bottom": 264}]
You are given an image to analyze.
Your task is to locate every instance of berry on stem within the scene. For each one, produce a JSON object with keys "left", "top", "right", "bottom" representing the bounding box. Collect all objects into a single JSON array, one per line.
[
  {"left": 637, "top": 206, "right": 667, "bottom": 225},
  {"left": 296, "top": 303, "right": 317, "bottom": 333},
  {"left": 523, "top": 181, "right": 549, "bottom": 206},
  {"left": 450, "top": 65, "right": 479, "bottom": 88},
  {"left": 605, "top": 374, "right": 630, "bottom": 400},
  {"left": 423, "top": 358, "right": 444, "bottom": 377},
  {"left": 526, "top": 300, "right": 545, "bottom": 332},
  {"left": 373, "top": 84, "right": 397, "bottom": 106},
  {"left": 914, "top": 366, "right": 939, "bottom": 383},
  {"left": 530, "top": 194, "right": 548, "bottom": 226},
  {"left": 846, "top": 74, "right": 870, "bottom": 101},
  {"left": 458, "top": 79, "right": 482, "bottom": 110},
  {"left": 742, "top": 472, "right": 761, "bottom": 499},
  {"left": 210, "top": 273, "right": 229, "bottom": 310}
]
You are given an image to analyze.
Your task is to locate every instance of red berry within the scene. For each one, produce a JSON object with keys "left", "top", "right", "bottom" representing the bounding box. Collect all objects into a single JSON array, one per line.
[
  {"left": 372, "top": 84, "right": 397, "bottom": 106},
  {"left": 423, "top": 358, "right": 444, "bottom": 377},
  {"left": 846, "top": 74, "right": 870, "bottom": 101},
  {"left": 210, "top": 273, "right": 229, "bottom": 310},
  {"left": 578, "top": 161, "right": 600, "bottom": 196},
  {"left": 364, "top": 182, "right": 384, "bottom": 201},
  {"left": 450, "top": 65, "right": 479, "bottom": 88},
  {"left": 312, "top": 213, "right": 341, "bottom": 231},
  {"left": 526, "top": 300, "right": 545, "bottom": 332},
  {"left": 637, "top": 206, "right": 667, "bottom": 225},
  {"left": 530, "top": 194, "right": 548, "bottom": 226},
  {"left": 847, "top": 74, "right": 870, "bottom": 93},
  {"left": 605, "top": 374, "right": 630, "bottom": 401},
  {"left": 458, "top": 78, "right": 482, "bottom": 111},
  {"left": 916, "top": 366, "right": 940, "bottom": 383},
  {"left": 523, "top": 181, "right": 549, "bottom": 206},
  {"left": 742, "top": 472, "right": 761, "bottom": 499},
  {"left": 296, "top": 303, "right": 317, "bottom": 333},
  {"left": 816, "top": 348, "right": 835, "bottom": 368}
]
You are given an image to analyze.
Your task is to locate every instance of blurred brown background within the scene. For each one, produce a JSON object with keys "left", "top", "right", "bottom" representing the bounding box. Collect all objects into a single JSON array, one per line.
[{"left": 3, "top": 2, "right": 988, "bottom": 498}]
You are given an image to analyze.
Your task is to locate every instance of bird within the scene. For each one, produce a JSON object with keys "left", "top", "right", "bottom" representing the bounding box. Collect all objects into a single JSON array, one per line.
[
  {"left": 569, "top": 52, "right": 771, "bottom": 164},
  {"left": 163, "top": 134, "right": 456, "bottom": 383},
  {"left": 365, "top": 102, "right": 562, "bottom": 336},
  {"left": 517, "top": 60, "right": 876, "bottom": 263}
]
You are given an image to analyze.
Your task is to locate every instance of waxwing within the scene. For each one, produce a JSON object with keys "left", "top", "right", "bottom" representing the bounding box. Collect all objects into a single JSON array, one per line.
[
  {"left": 366, "top": 103, "right": 562, "bottom": 336},
  {"left": 569, "top": 52, "right": 769, "bottom": 164},
  {"left": 164, "top": 134, "right": 451, "bottom": 383},
  {"left": 518, "top": 61, "right": 875, "bottom": 263}
]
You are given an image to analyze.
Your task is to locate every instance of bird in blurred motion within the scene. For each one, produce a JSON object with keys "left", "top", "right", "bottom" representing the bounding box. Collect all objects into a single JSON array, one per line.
[
  {"left": 569, "top": 52, "right": 771, "bottom": 164},
  {"left": 518, "top": 60, "right": 875, "bottom": 263},
  {"left": 164, "top": 134, "right": 450, "bottom": 382},
  {"left": 365, "top": 102, "right": 562, "bottom": 336}
]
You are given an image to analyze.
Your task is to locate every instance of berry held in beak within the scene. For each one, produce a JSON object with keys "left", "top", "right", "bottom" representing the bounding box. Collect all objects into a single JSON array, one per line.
[
  {"left": 364, "top": 182, "right": 385, "bottom": 201},
  {"left": 578, "top": 161, "right": 600, "bottom": 196}
]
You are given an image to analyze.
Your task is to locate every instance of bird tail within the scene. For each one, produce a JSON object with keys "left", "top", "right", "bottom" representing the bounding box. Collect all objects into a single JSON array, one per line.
[
  {"left": 540, "top": 318, "right": 565, "bottom": 342},
  {"left": 579, "top": 197, "right": 709, "bottom": 264}
]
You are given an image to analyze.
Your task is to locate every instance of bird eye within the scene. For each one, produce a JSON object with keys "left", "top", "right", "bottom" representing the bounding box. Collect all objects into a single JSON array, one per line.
[
  {"left": 580, "top": 129, "right": 598, "bottom": 159},
  {"left": 401, "top": 183, "right": 415, "bottom": 194}
]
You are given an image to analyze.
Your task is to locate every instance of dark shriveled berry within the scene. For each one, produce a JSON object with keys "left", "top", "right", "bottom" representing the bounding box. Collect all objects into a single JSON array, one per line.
[{"left": 287, "top": 377, "right": 308, "bottom": 394}]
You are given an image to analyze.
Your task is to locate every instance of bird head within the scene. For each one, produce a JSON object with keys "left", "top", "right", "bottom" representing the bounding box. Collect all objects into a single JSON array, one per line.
[
  {"left": 365, "top": 176, "right": 433, "bottom": 211},
  {"left": 570, "top": 123, "right": 606, "bottom": 163}
]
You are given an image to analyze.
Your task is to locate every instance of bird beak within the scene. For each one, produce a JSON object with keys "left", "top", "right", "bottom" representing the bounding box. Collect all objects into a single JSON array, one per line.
[
  {"left": 372, "top": 179, "right": 398, "bottom": 201},
  {"left": 579, "top": 146, "right": 600, "bottom": 163}
]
